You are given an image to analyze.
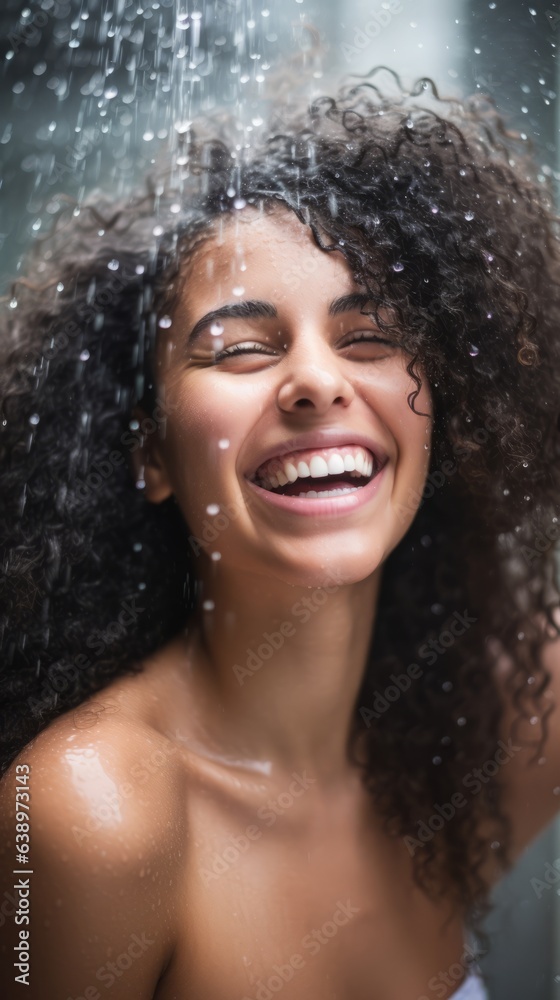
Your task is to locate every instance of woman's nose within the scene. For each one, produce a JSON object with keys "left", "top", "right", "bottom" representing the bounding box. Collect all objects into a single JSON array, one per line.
[{"left": 276, "top": 338, "right": 355, "bottom": 414}]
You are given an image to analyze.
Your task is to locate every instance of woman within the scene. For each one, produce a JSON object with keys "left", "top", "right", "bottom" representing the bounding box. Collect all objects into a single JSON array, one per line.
[{"left": 1, "top": 72, "right": 560, "bottom": 1000}]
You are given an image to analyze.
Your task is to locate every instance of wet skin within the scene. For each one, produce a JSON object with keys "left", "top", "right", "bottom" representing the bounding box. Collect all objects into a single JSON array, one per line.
[{"left": 1, "top": 207, "right": 560, "bottom": 1000}]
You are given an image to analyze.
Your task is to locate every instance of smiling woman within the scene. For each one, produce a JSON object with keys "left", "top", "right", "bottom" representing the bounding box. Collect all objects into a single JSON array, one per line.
[{"left": 0, "top": 73, "right": 560, "bottom": 1000}]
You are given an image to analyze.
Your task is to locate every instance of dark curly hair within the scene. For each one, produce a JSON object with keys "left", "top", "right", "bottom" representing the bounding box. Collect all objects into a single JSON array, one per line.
[{"left": 2, "top": 68, "right": 560, "bottom": 955}]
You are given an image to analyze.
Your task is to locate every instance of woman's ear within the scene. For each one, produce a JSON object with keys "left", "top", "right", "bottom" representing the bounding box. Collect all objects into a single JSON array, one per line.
[{"left": 128, "top": 406, "right": 173, "bottom": 504}]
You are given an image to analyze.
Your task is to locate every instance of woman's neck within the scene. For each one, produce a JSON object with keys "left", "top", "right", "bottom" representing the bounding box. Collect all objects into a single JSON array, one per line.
[{"left": 178, "top": 563, "right": 382, "bottom": 785}]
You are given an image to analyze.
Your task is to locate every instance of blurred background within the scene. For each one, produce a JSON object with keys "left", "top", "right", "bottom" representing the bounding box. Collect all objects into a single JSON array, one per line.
[{"left": 1, "top": 0, "right": 559, "bottom": 996}]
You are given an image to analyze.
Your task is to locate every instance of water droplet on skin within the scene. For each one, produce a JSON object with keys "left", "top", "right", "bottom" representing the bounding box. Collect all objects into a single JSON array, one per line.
[
  {"left": 206, "top": 504, "right": 220, "bottom": 515},
  {"left": 468, "top": 345, "right": 479, "bottom": 357},
  {"left": 218, "top": 439, "right": 230, "bottom": 449},
  {"left": 57, "top": 282, "right": 64, "bottom": 292},
  {"left": 158, "top": 316, "right": 172, "bottom": 329},
  {"left": 530, "top": 716, "right": 538, "bottom": 725},
  {"left": 9, "top": 299, "right": 17, "bottom": 309},
  {"left": 211, "top": 552, "right": 221, "bottom": 561},
  {"left": 79, "top": 349, "right": 90, "bottom": 361},
  {"left": 393, "top": 261, "right": 404, "bottom": 272},
  {"left": 232, "top": 286, "right": 245, "bottom": 296},
  {"left": 522, "top": 461, "right": 528, "bottom": 468},
  {"left": 465, "top": 211, "right": 475, "bottom": 221},
  {"left": 210, "top": 322, "right": 224, "bottom": 336},
  {"left": 107, "top": 259, "right": 119, "bottom": 271}
]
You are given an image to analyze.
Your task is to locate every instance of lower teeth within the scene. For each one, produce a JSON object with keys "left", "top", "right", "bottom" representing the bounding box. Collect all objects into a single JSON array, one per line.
[{"left": 297, "top": 486, "right": 360, "bottom": 498}]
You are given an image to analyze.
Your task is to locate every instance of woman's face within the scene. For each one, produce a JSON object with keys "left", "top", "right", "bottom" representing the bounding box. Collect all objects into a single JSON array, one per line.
[{"left": 145, "top": 206, "right": 433, "bottom": 588}]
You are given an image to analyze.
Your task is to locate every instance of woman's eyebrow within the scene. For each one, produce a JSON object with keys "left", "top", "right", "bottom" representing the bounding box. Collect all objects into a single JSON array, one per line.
[
  {"left": 186, "top": 300, "right": 277, "bottom": 346},
  {"left": 185, "top": 292, "right": 375, "bottom": 347},
  {"left": 328, "top": 292, "right": 374, "bottom": 316}
]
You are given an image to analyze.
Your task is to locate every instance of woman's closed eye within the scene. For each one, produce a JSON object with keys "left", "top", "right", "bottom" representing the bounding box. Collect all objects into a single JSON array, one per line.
[{"left": 212, "top": 332, "right": 397, "bottom": 363}]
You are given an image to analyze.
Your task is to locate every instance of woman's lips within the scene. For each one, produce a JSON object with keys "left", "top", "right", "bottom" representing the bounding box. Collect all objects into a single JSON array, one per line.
[{"left": 244, "top": 460, "right": 388, "bottom": 517}]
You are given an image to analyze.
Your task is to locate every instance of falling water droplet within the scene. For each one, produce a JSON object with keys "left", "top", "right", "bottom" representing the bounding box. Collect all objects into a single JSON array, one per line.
[
  {"left": 29, "top": 413, "right": 40, "bottom": 425},
  {"left": 464, "top": 211, "right": 475, "bottom": 221},
  {"left": 393, "top": 261, "right": 404, "bottom": 272},
  {"left": 107, "top": 259, "right": 119, "bottom": 271},
  {"left": 79, "top": 349, "right": 90, "bottom": 361},
  {"left": 468, "top": 344, "right": 479, "bottom": 356}
]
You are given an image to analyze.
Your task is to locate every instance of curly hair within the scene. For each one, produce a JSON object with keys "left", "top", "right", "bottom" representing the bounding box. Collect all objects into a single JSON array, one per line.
[{"left": 2, "top": 68, "right": 560, "bottom": 952}]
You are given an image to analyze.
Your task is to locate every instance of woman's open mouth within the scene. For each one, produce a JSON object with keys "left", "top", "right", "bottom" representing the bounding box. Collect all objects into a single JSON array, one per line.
[{"left": 245, "top": 444, "right": 388, "bottom": 515}]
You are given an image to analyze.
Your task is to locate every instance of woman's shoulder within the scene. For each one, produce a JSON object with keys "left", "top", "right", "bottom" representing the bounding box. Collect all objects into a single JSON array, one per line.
[
  {"left": 1, "top": 667, "right": 187, "bottom": 851},
  {"left": 0, "top": 675, "right": 186, "bottom": 997}
]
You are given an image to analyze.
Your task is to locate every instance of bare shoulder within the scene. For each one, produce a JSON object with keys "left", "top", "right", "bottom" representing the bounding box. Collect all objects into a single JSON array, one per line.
[
  {"left": 488, "top": 617, "right": 560, "bottom": 868},
  {"left": 0, "top": 676, "right": 188, "bottom": 999}
]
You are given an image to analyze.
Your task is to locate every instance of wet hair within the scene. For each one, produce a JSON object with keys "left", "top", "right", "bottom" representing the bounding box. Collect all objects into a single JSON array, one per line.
[{"left": 2, "top": 67, "right": 560, "bottom": 951}]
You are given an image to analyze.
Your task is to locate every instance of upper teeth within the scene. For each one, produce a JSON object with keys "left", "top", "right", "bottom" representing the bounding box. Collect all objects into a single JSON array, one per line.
[{"left": 255, "top": 445, "right": 376, "bottom": 490}]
